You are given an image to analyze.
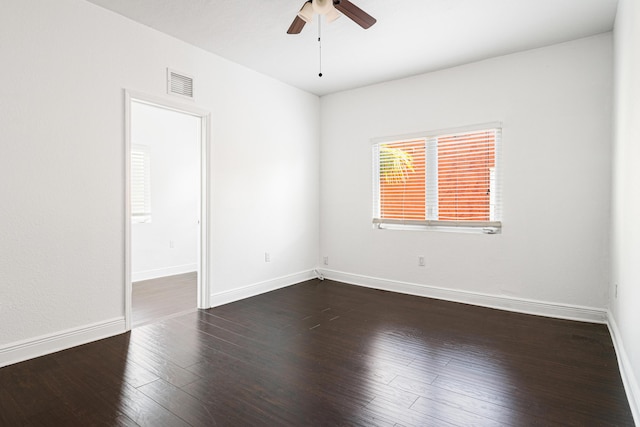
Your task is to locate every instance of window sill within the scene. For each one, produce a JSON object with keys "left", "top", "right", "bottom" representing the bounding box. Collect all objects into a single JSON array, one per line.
[{"left": 373, "top": 220, "right": 501, "bottom": 234}]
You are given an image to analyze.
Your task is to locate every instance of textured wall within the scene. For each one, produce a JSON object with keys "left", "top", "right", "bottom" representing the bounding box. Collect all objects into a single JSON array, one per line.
[
  {"left": 611, "top": 0, "right": 640, "bottom": 417},
  {"left": 0, "top": 0, "right": 320, "bottom": 347}
]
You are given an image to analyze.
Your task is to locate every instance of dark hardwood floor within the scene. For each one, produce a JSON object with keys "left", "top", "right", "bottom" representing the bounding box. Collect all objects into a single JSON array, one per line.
[
  {"left": 1, "top": 279, "right": 634, "bottom": 426},
  {"left": 132, "top": 272, "right": 197, "bottom": 327}
]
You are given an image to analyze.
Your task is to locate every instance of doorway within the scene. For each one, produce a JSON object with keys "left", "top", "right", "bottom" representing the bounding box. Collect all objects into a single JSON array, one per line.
[{"left": 124, "top": 91, "right": 210, "bottom": 330}]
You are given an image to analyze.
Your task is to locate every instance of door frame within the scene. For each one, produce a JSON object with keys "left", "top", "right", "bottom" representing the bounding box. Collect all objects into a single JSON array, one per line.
[{"left": 124, "top": 89, "right": 211, "bottom": 330}]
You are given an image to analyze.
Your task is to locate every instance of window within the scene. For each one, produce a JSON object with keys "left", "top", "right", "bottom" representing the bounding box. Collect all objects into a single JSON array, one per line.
[
  {"left": 373, "top": 125, "right": 502, "bottom": 233},
  {"left": 131, "top": 145, "right": 151, "bottom": 223}
]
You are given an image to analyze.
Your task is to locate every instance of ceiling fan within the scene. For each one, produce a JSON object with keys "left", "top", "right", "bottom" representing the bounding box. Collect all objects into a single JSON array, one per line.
[{"left": 287, "top": 0, "right": 377, "bottom": 34}]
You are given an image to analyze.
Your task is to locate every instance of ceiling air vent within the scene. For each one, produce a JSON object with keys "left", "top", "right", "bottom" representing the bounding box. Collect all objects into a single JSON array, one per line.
[{"left": 167, "top": 69, "right": 194, "bottom": 99}]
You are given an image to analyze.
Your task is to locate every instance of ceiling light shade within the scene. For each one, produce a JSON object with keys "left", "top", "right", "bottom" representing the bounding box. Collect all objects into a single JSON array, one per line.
[
  {"left": 298, "top": 1, "right": 314, "bottom": 22},
  {"left": 312, "top": 0, "right": 333, "bottom": 15},
  {"left": 325, "top": 7, "right": 341, "bottom": 23}
]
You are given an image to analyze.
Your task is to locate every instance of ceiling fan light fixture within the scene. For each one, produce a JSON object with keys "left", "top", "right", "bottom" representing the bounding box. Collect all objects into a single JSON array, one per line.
[
  {"left": 325, "top": 7, "right": 341, "bottom": 23},
  {"left": 312, "top": 0, "right": 333, "bottom": 15},
  {"left": 298, "top": 2, "right": 314, "bottom": 22}
]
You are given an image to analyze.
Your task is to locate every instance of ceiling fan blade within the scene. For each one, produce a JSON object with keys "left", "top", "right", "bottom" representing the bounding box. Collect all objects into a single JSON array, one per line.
[
  {"left": 287, "top": 15, "right": 306, "bottom": 34},
  {"left": 333, "top": 0, "right": 376, "bottom": 29}
]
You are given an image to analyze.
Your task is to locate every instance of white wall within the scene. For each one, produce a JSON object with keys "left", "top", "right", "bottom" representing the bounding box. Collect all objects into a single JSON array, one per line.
[
  {"left": 320, "top": 34, "right": 612, "bottom": 315},
  {"left": 611, "top": 0, "right": 640, "bottom": 419},
  {"left": 131, "top": 102, "right": 200, "bottom": 282},
  {"left": 0, "top": 0, "right": 319, "bottom": 358}
]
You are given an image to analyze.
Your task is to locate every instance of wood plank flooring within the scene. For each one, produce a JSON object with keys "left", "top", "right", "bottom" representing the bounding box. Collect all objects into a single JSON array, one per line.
[
  {"left": 132, "top": 272, "right": 197, "bottom": 327},
  {"left": 1, "top": 279, "right": 634, "bottom": 426}
]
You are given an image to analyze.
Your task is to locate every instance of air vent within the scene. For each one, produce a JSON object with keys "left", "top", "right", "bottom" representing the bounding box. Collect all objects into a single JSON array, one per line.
[{"left": 167, "top": 69, "right": 194, "bottom": 99}]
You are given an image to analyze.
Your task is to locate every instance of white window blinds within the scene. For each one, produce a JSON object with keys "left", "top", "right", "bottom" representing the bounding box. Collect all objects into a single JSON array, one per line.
[
  {"left": 131, "top": 145, "right": 151, "bottom": 223},
  {"left": 373, "top": 126, "right": 502, "bottom": 232}
]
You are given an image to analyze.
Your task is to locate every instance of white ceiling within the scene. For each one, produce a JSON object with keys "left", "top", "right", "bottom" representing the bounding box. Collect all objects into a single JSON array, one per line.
[{"left": 85, "top": 0, "right": 618, "bottom": 96}]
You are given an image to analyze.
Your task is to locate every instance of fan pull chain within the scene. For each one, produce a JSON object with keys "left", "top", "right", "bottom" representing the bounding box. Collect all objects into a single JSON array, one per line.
[{"left": 318, "top": 17, "right": 323, "bottom": 77}]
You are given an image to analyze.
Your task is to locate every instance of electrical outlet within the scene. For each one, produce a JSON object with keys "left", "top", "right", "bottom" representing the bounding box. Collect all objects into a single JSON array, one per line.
[
  {"left": 169, "top": 240, "right": 174, "bottom": 249},
  {"left": 615, "top": 284, "right": 618, "bottom": 298},
  {"left": 418, "top": 256, "right": 425, "bottom": 267},
  {"left": 323, "top": 256, "right": 329, "bottom": 266},
  {"left": 265, "top": 252, "right": 271, "bottom": 263}
]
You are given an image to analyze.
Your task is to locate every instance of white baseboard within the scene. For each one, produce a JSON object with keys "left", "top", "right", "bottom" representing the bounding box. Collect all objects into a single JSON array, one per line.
[
  {"left": 320, "top": 269, "right": 607, "bottom": 324},
  {"left": 210, "top": 270, "right": 316, "bottom": 308},
  {"left": 607, "top": 311, "right": 640, "bottom": 425},
  {"left": 0, "top": 317, "right": 126, "bottom": 368},
  {"left": 132, "top": 263, "right": 197, "bottom": 282}
]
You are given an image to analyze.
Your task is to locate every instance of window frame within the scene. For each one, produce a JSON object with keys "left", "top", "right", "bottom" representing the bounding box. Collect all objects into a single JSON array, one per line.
[{"left": 372, "top": 122, "right": 502, "bottom": 234}]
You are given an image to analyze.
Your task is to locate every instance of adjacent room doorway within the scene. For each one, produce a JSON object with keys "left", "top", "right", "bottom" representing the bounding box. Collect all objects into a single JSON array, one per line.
[{"left": 124, "top": 91, "right": 210, "bottom": 330}]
